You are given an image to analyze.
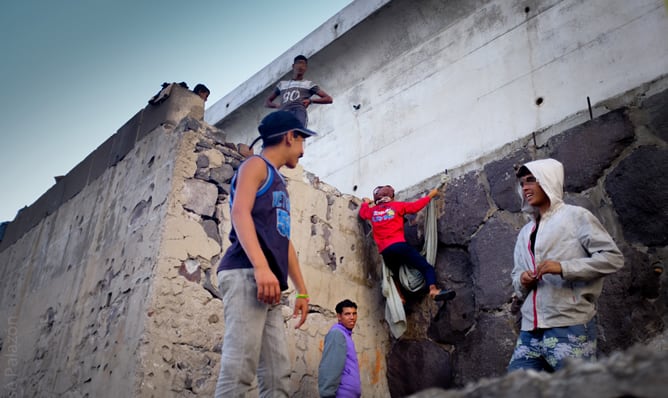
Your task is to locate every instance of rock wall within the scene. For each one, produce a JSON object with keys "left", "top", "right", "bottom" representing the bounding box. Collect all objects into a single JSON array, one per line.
[{"left": 382, "top": 80, "right": 668, "bottom": 395}]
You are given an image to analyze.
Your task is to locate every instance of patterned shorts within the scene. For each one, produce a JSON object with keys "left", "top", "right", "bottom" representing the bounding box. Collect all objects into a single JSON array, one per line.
[{"left": 507, "top": 317, "right": 597, "bottom": 372}]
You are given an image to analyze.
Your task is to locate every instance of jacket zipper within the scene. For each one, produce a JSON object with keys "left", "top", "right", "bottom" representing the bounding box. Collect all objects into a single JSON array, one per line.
[{"left": 528, "top": 223, "right": 538, "bottom": 330}]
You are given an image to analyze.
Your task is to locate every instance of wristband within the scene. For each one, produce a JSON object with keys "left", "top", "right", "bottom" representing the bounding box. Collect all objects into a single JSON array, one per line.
[{"left": 296, "top": 293, "right": 310, "bottom": 300}]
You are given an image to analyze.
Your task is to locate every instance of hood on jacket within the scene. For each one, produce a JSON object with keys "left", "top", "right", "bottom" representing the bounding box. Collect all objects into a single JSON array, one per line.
[{"left": 517, "top": 158, "right": 564, "bottom": 213}]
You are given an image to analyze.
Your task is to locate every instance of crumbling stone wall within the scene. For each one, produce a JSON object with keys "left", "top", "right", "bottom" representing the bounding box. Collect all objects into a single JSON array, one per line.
[
  {"left": 137, "top": 117, "right": 390, "bottom": 397},
  {"left": 382, "top": 80, "right": 668, "bottom": 395}
]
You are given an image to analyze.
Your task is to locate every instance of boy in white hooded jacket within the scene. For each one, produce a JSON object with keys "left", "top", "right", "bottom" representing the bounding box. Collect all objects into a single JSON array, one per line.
[{"left": 507, "top": 158, "right": 624, "bottom": 372}]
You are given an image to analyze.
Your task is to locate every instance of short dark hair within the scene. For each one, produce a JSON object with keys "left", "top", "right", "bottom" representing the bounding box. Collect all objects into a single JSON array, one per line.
[
  {"left": 335, "top": 299, "right": 357, "bottom": 314},
  {"left": 261, "top": 130, "right": 303, "bottom": 148},
  {"left": 516, "top": 165, "right": 532, "bottom": 178},
  {"left": 294, "top": 55, "right": 308, "bottom": 64},
  {"left": 193, "top": 84, "right": 210, "bottom": 95}
]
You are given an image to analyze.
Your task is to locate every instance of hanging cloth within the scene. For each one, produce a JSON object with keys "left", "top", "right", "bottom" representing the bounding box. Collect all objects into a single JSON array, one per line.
[{"left": 398, "top": 198, "right": 438, "bottom": 292}]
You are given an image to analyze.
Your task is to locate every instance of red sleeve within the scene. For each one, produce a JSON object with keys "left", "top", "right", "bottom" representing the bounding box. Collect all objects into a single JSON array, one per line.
[
  {"left": 359, "top": 202, "right": 372, "bottom": 220},
  {"left": 401, "top": 196, "right": 431, "bottom": 214}
]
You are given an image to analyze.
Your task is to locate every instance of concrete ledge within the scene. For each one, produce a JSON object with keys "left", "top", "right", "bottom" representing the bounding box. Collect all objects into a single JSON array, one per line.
[
  {"left": 62, "top": 155, "right": 92, "bottom": 202},
  {"left": 112, "top": 110, "right": 142, "bottom": 165},
  {"left": 0, "top": 84, "right": 205, "bottom": 253},
  {"left": 89, "top": 135, "right": 115, "bottom": 183},
  {"left": 0, "top": 181, "right": 65, "bottom": 250}
]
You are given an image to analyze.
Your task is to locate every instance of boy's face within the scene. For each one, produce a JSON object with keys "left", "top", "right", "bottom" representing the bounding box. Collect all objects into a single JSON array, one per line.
[
  {"left": 284, "top": 133, "right": 305, "bottom": 169},
  {"left": 520, "top": 174, "right": 550, "bottom": 211},
  {"left": 337, "top": 307, "right": 358, "bottom": 330},
  {"left": 292, "top": 60, "right": 308, "bottom": 76}
]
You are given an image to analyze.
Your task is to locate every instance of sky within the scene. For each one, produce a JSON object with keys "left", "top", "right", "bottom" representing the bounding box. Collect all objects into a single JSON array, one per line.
[{"left": 0, "top": 0, "right": 352, "bottom": 223}]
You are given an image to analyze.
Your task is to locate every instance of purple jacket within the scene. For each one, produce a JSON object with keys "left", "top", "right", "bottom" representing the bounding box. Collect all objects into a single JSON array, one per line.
[{"left": 318, "top": 323, "right": 361, "bottom": 398}]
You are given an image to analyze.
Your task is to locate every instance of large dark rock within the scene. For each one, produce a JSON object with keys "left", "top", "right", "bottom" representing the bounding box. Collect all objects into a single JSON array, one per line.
[
  {"left": 386, "top": 339, "right": 453, "bottom": 397},
  {"left": 438, "top": 172, "right": 489, "bottom": 246},
  {"left": 597, "top": 245, "right": 665, "bottom": 354},
  {"left": 547, "top": 109, "right": 634, "bottom": 192},
  {"left": 434, "top": 247, "right": 473, "bottom": 287},
  {"left": 469, "top": 216, "right": 518, "bottom": 310},
  {"left": 428, "top": 248, "right": 476, "bottom": 343},
  {"left": 428, "top": 286, "right": 475, "bottom": 344},
  {"left": 563, "top": 192, "right": 598, "bottom": 217},
  {"left": 605, "top": 146, "right": 668, "bottom": 246},
  {"left": 642, "top": 88, "right": 668, "bottom": 143},
  {"left": 453, "top": 312, "right": 516, "bottom": 387},
  {"left": 484, "top": 149, "right": 531, "bottom": 212},
  {"left": 209, "top": 164, "right": 235, "bottom": 187}
]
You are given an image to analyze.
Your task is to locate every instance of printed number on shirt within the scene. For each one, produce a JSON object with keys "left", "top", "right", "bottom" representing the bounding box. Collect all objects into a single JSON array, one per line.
[
  {"left": 283, "top": 89, "right": 301, "bottom": 103},
  {"left": 276, "top": 209, "right": 291, "bottom": 238}
]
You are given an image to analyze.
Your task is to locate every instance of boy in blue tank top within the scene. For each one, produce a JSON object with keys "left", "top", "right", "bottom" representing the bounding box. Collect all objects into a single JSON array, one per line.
[{"left": 214, "top": 111, "right": 318, "bottom": 398}]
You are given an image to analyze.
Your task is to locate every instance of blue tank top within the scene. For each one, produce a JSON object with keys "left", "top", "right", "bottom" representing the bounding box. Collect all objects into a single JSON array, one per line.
[{"left": 217, "top": 156, "right": 291, "bottom": 290}]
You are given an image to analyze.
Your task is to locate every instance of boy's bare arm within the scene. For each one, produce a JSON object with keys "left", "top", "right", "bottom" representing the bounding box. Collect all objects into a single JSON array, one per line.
[
  {"left": 231, "top": 157, "right": 282, "bottom": 305},
  {"left": 265, "top": 91, "right": 279, "bottom": 108},
  {"left": 312, "top": 88, "right": 333, "bottom": 104},
  {"left": 288, "top": 241, "right": 309, "bottom": 329}
]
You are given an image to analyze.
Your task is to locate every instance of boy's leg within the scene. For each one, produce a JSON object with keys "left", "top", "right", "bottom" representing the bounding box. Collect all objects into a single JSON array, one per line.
[
  {"left": 507, "top": 330, "right": 546, "bottom": 372},
  {"left": 386, "top": 242, "right": 437, "bottom": 286},
  {"left": 542, "top": 317, "right": 597, "bottom": 371},
  {"left": 257, "top": 304, "right": 291, "bottom": 397},
  {"left": 215, "top": 269, "right": 268, "bottom": 398}
]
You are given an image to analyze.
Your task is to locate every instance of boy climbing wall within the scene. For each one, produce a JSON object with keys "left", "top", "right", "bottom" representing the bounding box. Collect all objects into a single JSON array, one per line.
[{"left": 360, "top": 185, "right": 455, "bottom": 302}]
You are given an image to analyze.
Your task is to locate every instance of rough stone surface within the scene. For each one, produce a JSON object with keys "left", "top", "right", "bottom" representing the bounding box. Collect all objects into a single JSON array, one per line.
[
  {"left": 201, "top": 219, "right": 221, "bottom": 246},
  {"left": 597, "top": 244, "right": 666, "bottom": 353},
  {"left": 547, "top": 109, "right": 635, "bottom": 192},
  {"left": 196, "top": 153, "right": 209, "bottom": 168},
  {"left": 453, "top": 312, "right": 517, "bottom": 387},
  {"left": 209, "top": 164, "right": 235, "bottom": 187},
  {"left": 605, "top": 146, "right": 668, "bottom": 246},
  {"left": 484, "top": 149, "right": 531, "bottom": 212},
  {"left": 386, "top": 340, "right": 452, "bottom": 397},
  {"left": 408, "top": 332, "right": 668, "bottom": 398},
  {"left": 437, "top": 172, "right": 489, "bottom": 246},
  {"left": 182, "top": 179, "right": 218, "bottom": 217},
  {"left": 643, "top": 88, "right": 668, "bottom": 143},
  {"left": 469, "top": 215, "right": 518, "bottom": 310},
  {"left": 428, "top": 286, "right": 475, "bottom": 344}
]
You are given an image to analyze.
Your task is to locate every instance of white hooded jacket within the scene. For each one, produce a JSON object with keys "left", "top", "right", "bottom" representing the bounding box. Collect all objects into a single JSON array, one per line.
[{"left": 511, "top": 159, "right": 624, "bottom": 331}]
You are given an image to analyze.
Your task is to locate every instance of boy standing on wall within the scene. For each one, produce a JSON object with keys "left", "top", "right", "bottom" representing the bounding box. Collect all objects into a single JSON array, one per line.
[
  {"left": 507, "top": 158, "right": 624, "bottom": 372},
  {"left": 265, "top": 54, "right": 333, "bottom": 127},
  {"left": 214, "top": 111, "right": 317, "bottom": 397}
]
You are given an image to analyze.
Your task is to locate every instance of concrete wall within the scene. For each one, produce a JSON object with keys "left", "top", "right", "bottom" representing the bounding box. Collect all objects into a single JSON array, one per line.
[
  {"left": 0, "top": 108, "right": 186, "bottom": 397},
  {"left": 206, "top": 0, "right": 668, "bottom": 201}
]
